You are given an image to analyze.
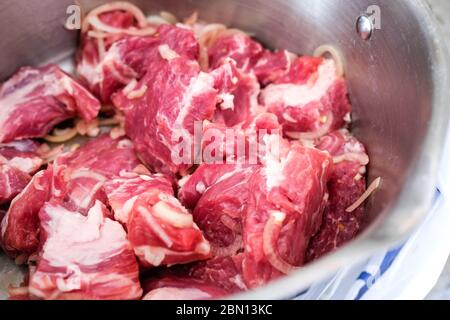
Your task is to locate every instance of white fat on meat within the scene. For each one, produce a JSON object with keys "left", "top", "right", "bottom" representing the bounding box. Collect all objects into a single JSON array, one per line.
[
  {"left": 40, "top": 202, "right": 129, "bottom": 269},
  {"left": 143, "top": 287, "right": 213, "bottom": 300},
  {"left": 261, "top": 59, "right": 337, "bottom": 108}
]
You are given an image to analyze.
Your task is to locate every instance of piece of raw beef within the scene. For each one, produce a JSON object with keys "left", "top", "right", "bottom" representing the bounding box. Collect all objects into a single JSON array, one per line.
[
  {"left": 1, "top": 135, "right": 141, "bottom": 258},
  {"left": 260, "top": 57, "right": 351, "bottom": 139},
  {"left": 0, "top": 140, "right": 43, "bottom": 205},
  {"left": 1, "top": 168, "right": 53, "bottom": 258},
  {"left": 78, "top": 22, "right": 199, "bottom": 103},
  {"left": 179, "top": 164, "right": 255, "bottom": 257},
  {"left": 28, "top": 201, "right": 142, "bottom": 300},
  {"left": 306, "top": 130, "right": 369, "bottom": 261},
  {"left": 107, "top": 173, "right": 211, "bottom": 267},
  {"left": 242, "top": 136, "right": 333, "bottom": 288},
  {"left": 112, "top": 47, "right": 217, "bottom": 175},
  {"left": 0, "top": 65, "right": 100, "bottom": 143},
  {"left": 142, "top": 277, "right": 228, "bottom": 300}
]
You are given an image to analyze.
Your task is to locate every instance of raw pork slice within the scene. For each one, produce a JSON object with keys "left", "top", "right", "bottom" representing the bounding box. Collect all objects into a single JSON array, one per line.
[
  {"left": 306, "top": 130, "right": 368, "bottom": 261},
  {"left": 260, "top": 57, "right": 351, "bottom": 139},
  {"left": 1, "top": 167, "right": 53, "bottom": 258},
  {"left": 78, "top": 22, "right": 199, "bottom": 103},
  {"left": 179, "top": 164, "right": 255, "bottom": 257},
  {"left": 0, "top": 140, "right": 43, "bottom": 204},
  {"left": 242, "top": 137, "right": 333, "bottom": 288},
  {"left": 113, "top": 48, "right": 217, "bottom": 175},
  {"left": 28, "top": 201, "right": 142, "bottom": 300},
  {"left": 112, "top": 174, "right": 211, "bottom": 267},
  {"left": 142, "top": 277, "right": 228, "bottom": 300},
  {"left": 0, "top": 65, "right": 100, "bottom": 143}
]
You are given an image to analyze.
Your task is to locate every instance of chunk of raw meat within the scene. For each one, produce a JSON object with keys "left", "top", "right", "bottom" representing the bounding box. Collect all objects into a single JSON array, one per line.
[
  {"left": 306, "top": 130, "right": 368, "bottom": 261},
  {"left": 142, "top": 277, "right": 228, "bottom": 300},
  {"left": 104, "top": 173, "right": 173, "bottom": 224},
  {"left": 253, "top": 50, "right": 294, "bottom": 85},
  {"left": 242, "top": 137, "right": 333, "bottom": 288},
  {"left": 51, "top": 134, "right": 141, "bottom": 213},
  {"left": 1, "top": 135, "right": 142, "bottom": 258},
  {"left": 0, "top": 65, "right": 100, "bottom": 143},
  {"left": 201, "top": 112, "right": 281, "bottom": 165},
  {"left": 210, "top": 58, "right": 261, "bottom": 127},
  {"left": 0, "top": 140, "right": 43, "bottom": 204},
  {"left": 122, "top": 177, "right": 211, "bottom": 267},
  {"left": 78, "top": 23, "right": 199, "bottom": 103},
  {"left": 260, "top": 57, "right": 351, "bottom": 139},
  {"left": 208, "top": 32, "right": 263, "bottom": 72},
  {"left": 179, "top": 164, "right": 255, "bottom": 256},
  {"left": 28, "top": 201, "right": 142, "bottom": 300},
  {"left": 76, "top": 8, "right": 147, "bottom": 102},
  {"left": 1, "top": 167, "right": 53, "bottom": 258},
  {"left": 112, "top": 49, "right": 217, "bottom": 175},
  {"left": 188, "top": 255, "right": 247, "bottom": 293}
]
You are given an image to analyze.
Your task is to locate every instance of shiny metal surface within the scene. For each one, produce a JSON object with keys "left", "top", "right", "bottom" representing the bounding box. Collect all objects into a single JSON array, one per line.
[
  {"left": 356, "top": 15, "right": 373, "bottom": 40},
  {"left": 0, "top": 0, "right": 448, "bottom": 299}
]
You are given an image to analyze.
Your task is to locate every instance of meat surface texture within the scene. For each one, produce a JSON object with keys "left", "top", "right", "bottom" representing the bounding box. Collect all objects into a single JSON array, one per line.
[
  {"left": 179, "top": 164, "right": 255, "bottom": 257},
  {"left": 242, "top": 138, "right": 333, "bottom": 288},
  {"left": 104, "top": 172, "right": 211, "bottom": 268},
  {"left": 28, "top": 201, "right": 142, "bottom": 300},
  {"left": 1, "top": 134, "right": 141, "bottom": 258},
  {"left": 260, "top": 57, "right": 352, "bottom": 139},
  {"left": 113, "top": 45, "right": 217, "bottom": 175},
  {"left": 0, "top": 140, "right": 43, "bottom": 204},
  {"left": 306, "top": 130, "right": 368, "bottom": 261},
  {"left": 0, "top": 65, "right": 100, "bottom": 143},
  {"left": 78, "top": 22, "right": 199, "bottom": 103}
]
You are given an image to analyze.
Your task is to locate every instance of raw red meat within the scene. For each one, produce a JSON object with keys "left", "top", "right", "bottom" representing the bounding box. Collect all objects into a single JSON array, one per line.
[
  {"left": 1, "top": 167, "right": 53, "bottom": 258},
  {"left": 0, "top": 140, "right": 43, "bottom": 204},
  {"left": 260, "top": 57, "right": 351, "bottom": 139},
  {"left": 201, "top": 112, "right": 281, "bottom": 165},
  {"left": 253, "top": 50, "right": 294, "bottom": 85},
  {"left": 112, "top": 48, "right": 217, "bottom": 175},
  {"left": 188, "top": 255, "right": 247, "bottom": 293},
  {"left": 142, "top": 277, "right": 228, "bottom": 300},
  {"left": 242, "top": 137, "right": 333, "bottom": 288},
  {"left": 1, "top": 135, "right": 142, "bottom": 258},
  {"left": 179, "top": 164, "right": 255, "bottom": 256},
  {"left": 51, "top": 134, "right": 141, "bottom": 213},
  {"left": 121, "top": 175, "right": 211, "bottom": 267},
  {"left": 78, "top": 23, "right": 199, "bottom": 103},
  {"left": 210, "top": 58, "right": 261, "bottom": 127},
  {"left": 0, "top": 65, "right": 100, "bottom": 143},
  {"left": 306, "top": 130, "right": 368, "bottom": 261},
  {"left": 208, "top": 32, "right": 263, "bottom": 72},
  {"left": 104, "top": 173, "right": 173, "bottom": 224},
  {"left": 28, "top": 201, "right": 142, "bottom": 300}
]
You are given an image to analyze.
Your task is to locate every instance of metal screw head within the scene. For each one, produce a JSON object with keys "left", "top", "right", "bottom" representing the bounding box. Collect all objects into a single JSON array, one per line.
[{"left": 356, "top": 15, "right": 373, "bottom": 40}]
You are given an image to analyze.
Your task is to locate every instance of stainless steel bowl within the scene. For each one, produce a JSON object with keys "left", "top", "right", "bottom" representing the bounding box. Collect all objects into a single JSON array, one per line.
[{"left": 0, "top": 0, "right": 448, "bottom": 299}]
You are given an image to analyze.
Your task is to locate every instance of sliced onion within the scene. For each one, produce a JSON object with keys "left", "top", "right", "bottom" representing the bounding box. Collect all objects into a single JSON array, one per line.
[
  {"left": 44, "top": 127, "right": 78, "bottom": 143},
  {"left": 82, "top": 1, "right": 149, "bottom": 33},
  {"left": 220, "top": 215, "right": 242, "bottom": 233},
  {"left": 160, "top": 11, "right": 179, "bottom": 24},
  {"left": 346, "top": 177, "right": 381, "bottom": 213},
  {"left": 210, "top": 235, "right": 243, "bottom": 257},
  {"left": 313, "top": 44, "right": 345, "bottom": 77},
  {"left": 285, "top": 113, "right": 333, "bottom": 141},
  {"left": 184, "top": 11, "right": 198, "bottom": 26},
  {"left": 87, "top": 15, "right": 156, "bottom": 37},
  {"left": 263, "top": 210, "right": 299, "bottom": 274},
  {"left": 333, "top": 152, "right": 370, "bottom": 165}
]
